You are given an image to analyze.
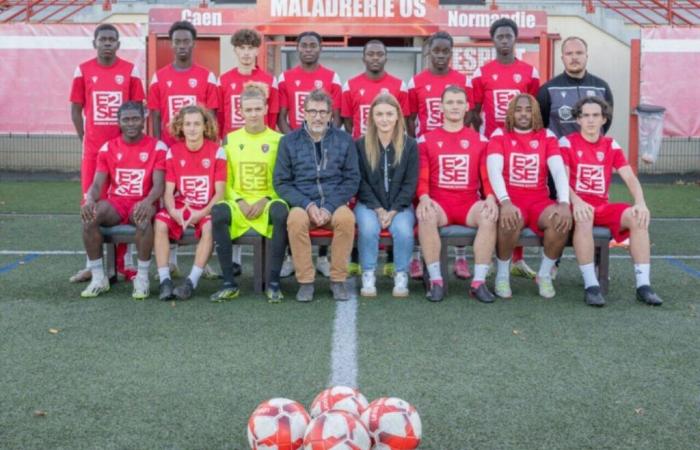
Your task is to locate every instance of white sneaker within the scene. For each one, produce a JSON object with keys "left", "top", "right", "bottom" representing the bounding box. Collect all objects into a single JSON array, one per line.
[
  {"left": 69, "top": 268, "right": 92, "bottom": 283},
  {"left": 280, "top": 255, "right": 295, "bottom": 278},
  {"left": 316, "top": 256, "right": 331, "bottom": 277},
  {"left": 202, "top": 263, "right": 219, "bottom": 280},
  {"left": 132, "top": 276, "right": 150, "bottom": 300},
  {"left": 392, "top": 272, "right": 409, "bottom": 298},
  {"left": 80, "top": 277, "right": 109, "bottom": 298},
  {"left": 361, "top": 271, "right": 377, "bottom": 297}
]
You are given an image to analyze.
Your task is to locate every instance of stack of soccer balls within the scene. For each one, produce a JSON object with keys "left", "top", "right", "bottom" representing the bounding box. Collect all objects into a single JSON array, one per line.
[{"left": 247, "top": 386, "right": 422, "bottom": 449}]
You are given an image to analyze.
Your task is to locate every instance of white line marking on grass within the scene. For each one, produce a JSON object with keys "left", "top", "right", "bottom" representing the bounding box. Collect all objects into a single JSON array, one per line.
[{"left": 328, "top": 278, "right": 359, "bottom": 388}]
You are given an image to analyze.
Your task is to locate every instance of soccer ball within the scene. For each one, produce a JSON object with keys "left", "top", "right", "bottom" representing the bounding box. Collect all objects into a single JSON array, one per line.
[
  {"left": 303, "top": 410, "right": 372, "bottom": 450},
  {"left": 360, "top": 397, "right": 422, "bottom": 450},
  {"left": 247, "top": 398, "right": 311, "bottom": 450},
  {"left": 310, "top": 386, "right": 369, "bottom": 418}
]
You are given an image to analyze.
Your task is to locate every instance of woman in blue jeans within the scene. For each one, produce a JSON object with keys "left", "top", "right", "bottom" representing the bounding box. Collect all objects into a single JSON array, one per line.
[{"left": 355, "top": 93, "right": 418, "bottom": 297}]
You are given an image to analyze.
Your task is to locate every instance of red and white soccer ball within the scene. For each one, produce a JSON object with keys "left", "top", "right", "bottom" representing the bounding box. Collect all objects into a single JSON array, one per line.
[
  {"left": 247, "top": 398, "right": 311, "bottom": 450},
  {"left": 360, "top": 397, "right": 422, "bottom": 450},
  {"left": 310, "top": 386, "right": 369, "bottom": 418},
  {"left": 302, "top": 410, "right": 372, "bottom": 450}
]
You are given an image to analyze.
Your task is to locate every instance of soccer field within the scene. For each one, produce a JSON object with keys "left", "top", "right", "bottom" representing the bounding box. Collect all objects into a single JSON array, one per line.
[{"left": 1, "top": 180, "right": 700, "bottom": 449}]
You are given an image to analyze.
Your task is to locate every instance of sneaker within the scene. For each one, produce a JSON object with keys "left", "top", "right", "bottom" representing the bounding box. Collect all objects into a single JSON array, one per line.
[
  {"left": 470, "top": 283, "right": 495, "bottom": 303},
  {"left": 280, "top": 256, "right": 295, "bottom": 278},
  {"left": 409, "top": 256, "right": 423, "bottom": 280},
  {"left": 296, "top": 283, "right": 315, "bottom": 302},
  {"left": 584, "top": 286, "right": 605, "bottom": 307},
  {"left": 202, "top": 264, "right": 220, "bottom": 280},
  {"left": 159, "top": 278, "right": 175, "bottom": 301},
  {"left": 454, "top": 258, "right": 472, "bottom": 279},
  {"left": 70, "top": 268, "right": 92, "bottom": 283},
  {"left": 210, "top": 283, "right": 240, "bottom": 303},
  {"left": 316, "top": 256, "right": 331, "bottom": 277},
  {"left": 330, "top": 281, "right": 349, "bottom": 301},
  {"left": 231, "top": 262, "right": 242, "bottom": 277},
  {"left": 348, "top": 262, "right": 361, "bottom": 277},
  {"left": 392, "top": 272, "right": 409, "bottom": 298},
  {"left": 426, "top": 281, "right": 444, "bottom": 302},
  {"left": 360, "top": 271, "right": 377, "bottom": 297},
  {"left": 132, "top": 276, "right": 150, "bottom": 300},
  {"left": 494, "top": 278, "right": 512, "bottom": 299},
  {"left": 173, "top": 279, "right": 194, "bottom": 300},
  {"left": 382, "top": 262, "right": 395, "bottom": 278},
  {"left": 511, "top": 259, "right": 537, "bottom": 279},
  {"left": 636, "top": 285, "right": 663, "bottom": 306},
  {"left": 266, "top": 284, "right": 284, "bottom": 304},
  {"left": 119, "top": 267, "right": 138, "bottom": 282},
  {"left": 536, "top": 276, "right": 556, "bottom": 299},
  {"left": 80, "top": 277, "right": 110, "bottom": 298}
]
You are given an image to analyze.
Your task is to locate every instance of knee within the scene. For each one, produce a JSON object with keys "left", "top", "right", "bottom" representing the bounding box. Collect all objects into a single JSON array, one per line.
[
  {"left": 287, "top": 207, "right": 309, "bottom": 230},
  {"left": 211, "top": 204, "right": 230, "bottom": 227},
  {"left": 418, "top": 213, "right": 438, "bottom": 228},
  {"left": 269, "top": 202, "right": 289, "bottom": 224},
  {"left": 332, "top": 206, "right": 355, "bottom": 231},
  {"left": 357, "top": 214, "right": 380, "bottom": 236}
]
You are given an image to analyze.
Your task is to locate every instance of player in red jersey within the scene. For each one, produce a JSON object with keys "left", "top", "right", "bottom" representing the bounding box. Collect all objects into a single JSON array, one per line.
[
  {"left": 469, "top": 18, "right": 541, "bottom": 279},
  {"left": 560, "top": 97, "right": 662, "bottom": 306},
  {"left": 80, "top": 102, "right": 166, "bottom": 299},
  {"left": 154, "top": 105, "right": 227, "bottom": 301},
  {"left": 407, "top": 31, "right": 472, "bottom": 280},
  {"left": 70, "top": 24, "right": 146, "bottom": 283},
  {"left": 277, "top": 31, "right": 342, "bottom": 134},
  {"left": 486, "top": 94, "right": 572, "bottom": 299},
  {"left": 218, "top": 29, "right": 279, "bottom": 137},
  {"left": 416, "top": 86, "right": 498, "bottom": 303}
]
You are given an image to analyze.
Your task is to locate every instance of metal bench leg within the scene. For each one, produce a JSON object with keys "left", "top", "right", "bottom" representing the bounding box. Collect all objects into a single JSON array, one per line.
[
  {"left": 253, "top": 239, "right": 265, "bottom": 294},
  {"left": 440, "top": 241, "right": 449, "bottom": 296},
  {"left": 596, "top": 244, "right": 610, "bottom": 295},
  {"left": 105, "top": 242, "right": 117, "bottom": 285}
]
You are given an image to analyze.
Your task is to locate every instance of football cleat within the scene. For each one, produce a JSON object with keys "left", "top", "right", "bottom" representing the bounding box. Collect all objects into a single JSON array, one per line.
[
  {"left": 470, "top": 283, "right": 495, "bottom": 303},
  {"left": 494, "top": 278, "right": 512, "bottom": 299},
  {"left": 511, "top": 259, "right": 537, "bottom": 279},
  {"left": 69, "top": 268, "right": 92, "bottom": 283},
  {"left": 536, "top": 276, "right": 556, "bottom": 299},
  {"left": 80, "top": 277, "right": 109, "bottom": 298},
  {"left": 210, "top": 284, "right": 240, "bottom": 303},
  {"left": 636, "top": 285, "right": 663, "bottom": 306},
  {"left": 132, "top": 277, "right": 150, "bottom": 300},
  {"left": 584, "top": 286, "right": 605, "bottom": 307},
  {"left": 453, "top": 257, "right": 472, "bottom": 279},
  {"left": 173, "top": 279, "right": 194, "bottom": 300}
]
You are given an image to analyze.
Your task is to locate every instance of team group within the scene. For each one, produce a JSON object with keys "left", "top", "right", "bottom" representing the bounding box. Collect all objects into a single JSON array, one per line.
[{"left": 71, "top": 17, "right": 662, "bottom": 307}]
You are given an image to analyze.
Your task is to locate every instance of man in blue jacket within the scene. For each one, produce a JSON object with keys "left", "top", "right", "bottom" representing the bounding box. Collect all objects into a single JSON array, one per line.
[{"left": 274, "top": 89, "right": 360, "bottom": 302}]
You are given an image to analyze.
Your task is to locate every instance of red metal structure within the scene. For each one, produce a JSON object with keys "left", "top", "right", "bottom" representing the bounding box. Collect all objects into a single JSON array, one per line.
[
  {"left": 583, "top": 0, "right": 700, "bottom": 25},
  {"left": 0, "top": 0, "right": 96, "bottom": 23}
]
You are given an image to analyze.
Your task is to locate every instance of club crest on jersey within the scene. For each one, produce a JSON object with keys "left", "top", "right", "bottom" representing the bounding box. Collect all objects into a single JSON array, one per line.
[
  {"left": 116, "top": 153, "right": 123, "bottom": 161},
  {"left": 380, "top": 88, "right": 389, "bottom": 95},
  {"left": 295, "top": 80, "right": 301, "bottom": 87},
  {"left": 188, "top": 78, "right": 198, "bottom": 88},
  {"left": 460, "top": 140, "right": 469, "bottom": 149},
  {"left": 202, "top": 158, "right": 211, "bottom": 169},
  {"left": 314, "top": 80, "right": 323, "bottom": 89},
  {"left": 231, "top": 83, "right": 237, "bottom": 90},
  {"left": 359, "top": 88, "right": 365, "bottom": 96},
  {"left": 511, "top": 140, "right": 517, "bottom": 146},
  {"left": 239, "top": 144, "right": 244, "bottom": 151},
  {"left": 492, "top": 74, "right": 498, "bottom": 80},
  {"left": 261, "top": 144, "right": 270, "bottom": 153},
  {"left": 166, "top": 81, "right": 173, "bottom": 88},
  {"left": 139, "top": 152, "right": 148, "bottom": 162},
  {"left": 529, "top": 140, "right": 539, "bottom": 149},
  {"left": 437, "top": 141, "right": 443, "bottom": 148},
  {"left": 115, "top": 75, "right": 124, "bottom": 85},
  {"left": 577, "top": 150, "right": 583, "bottom": 158},
  {"left": 560, "top": 91, "right": 567, "bottom": 98},
  {"left": 426, "top": 85, "right": 432, "bottom": 92},
  {"left": 92, "top": 76, "right": 98, "bottom": 83},
  {"left": 596, "top": 151, "right": 605, "bottom": 162},
  {"left": 513, "top": 73, "right": 522, "bottom": 83},
  {"left": 180, "top": 160, "right": 186, "bottom": 167}
]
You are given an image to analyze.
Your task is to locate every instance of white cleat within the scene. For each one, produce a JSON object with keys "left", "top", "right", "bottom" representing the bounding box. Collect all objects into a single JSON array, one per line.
[
  {"left": 69, "top": 268, "right": 92, "bottom": 283},
  {"left": 80, "top": 277, "right": 110, "bottom": 298},
  {"left": 132, "top": 276, "right": 150, "bottom": 300}
]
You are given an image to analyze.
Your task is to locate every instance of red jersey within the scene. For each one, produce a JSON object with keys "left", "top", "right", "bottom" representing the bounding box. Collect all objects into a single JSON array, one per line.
[
  {"left": 416, "top": 127, "right": 489, "bottom": 201},
  {"left": 277, "top": 65, "right": 342, "bottom": 130},
  {"left": 165, "top": 140, "right": 227, "bottom": 207},
  {"left": 468, "top": 59, "right": 540, "bottom": 137},
  {"left": 559, "top": 133, "right": 628, "bottom": 206},
  {"left": 95, "top": 135, "right": 166, "bottom": 200},
  {"left": 487, "top": 128, "right": 561, "bottom": 198},
  {"left": 341, "top": 72, "right": 409, "bottom": 139},
  {"left": 148, "top": 64, "right": 219, "bottom": 146},
  {"left": 407, "top": 69, "right": 469, "bottom": 137},
  {"left": 69, "top": 57, "right": 145, "bottom": 154},
  {"left": 218, "top": 67, "right": 279, "bottom": 136}
]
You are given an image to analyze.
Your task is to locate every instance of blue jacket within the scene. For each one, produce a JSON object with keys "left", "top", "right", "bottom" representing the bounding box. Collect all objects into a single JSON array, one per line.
[{"left": 273, "top": 125, "right": 360, "bottom": 214}]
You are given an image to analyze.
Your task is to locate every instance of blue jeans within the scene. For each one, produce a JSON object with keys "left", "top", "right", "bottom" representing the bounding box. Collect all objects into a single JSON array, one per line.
[{"left": 355, "top": 202, "right": 415, "bottom": 273}]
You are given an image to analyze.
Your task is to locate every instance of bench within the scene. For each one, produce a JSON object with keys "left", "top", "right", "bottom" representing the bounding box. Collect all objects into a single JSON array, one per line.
[
  {"left": 99, "top": 225, "right": 267, "bottom": 293},
  {"left": 430, "top": 225, "right": 611, "bottom": 295}
]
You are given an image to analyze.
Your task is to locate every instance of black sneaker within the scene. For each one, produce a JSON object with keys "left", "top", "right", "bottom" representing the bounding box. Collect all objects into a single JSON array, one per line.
[
  {"left": 636, "top": 285, "right": 663, "bottom": 306},
  {"left": 330, "top": 281, "right": 349, "bottom": 301},
  {"left": 159, "top": 278, "right": 175, "bottom": 301},
  {"left": 470, "top": 283, "right": 495, "bottom": 303},
  {"left": 426, "top": 282, "right": 444, "bottom": 302},
  {"left": 174, "top": 278, "right": 194, "bottom": 301},
  {"left": 584, "top": 286, "right": 606, "bottom": 307}
]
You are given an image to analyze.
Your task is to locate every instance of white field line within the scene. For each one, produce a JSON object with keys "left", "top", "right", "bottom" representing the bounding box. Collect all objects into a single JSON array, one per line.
[{"left": 328, "top": 278, "right": 359, "bottom": 388}]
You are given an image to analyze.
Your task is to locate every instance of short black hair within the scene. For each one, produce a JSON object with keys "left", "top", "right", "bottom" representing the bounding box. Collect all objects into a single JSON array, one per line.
[
  {"left": 94, "top": 23, "right": 119, "bottom": 40},
  {"left": 572, "top": 96, "right": 612, "bottom": 123},
  {"left": 489, "top": 18, "right": 518, "bottom": 39},
  {"left": 297, "top": 31, "right": 322, "bottom": 45},
  {"left": 363, "top": 39, "right": 386, "bottom": 55},
  {"left": 428, "top": 31, "right": 453, "bottom": 49},
  {"left": 169, "top": 20, "right": 197, "bottom": 40},
  {"left": 117, "top": 101, "right": 145, "bottom": 120}
]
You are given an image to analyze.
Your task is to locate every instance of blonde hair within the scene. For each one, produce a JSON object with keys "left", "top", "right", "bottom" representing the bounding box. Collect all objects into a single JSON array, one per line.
[
  {"left": 241, "top": 81, "right": 269, "bottom": 102},
  {"left": 169, "top": 105, "right": 219, "bottom": 141},
  {"left": 363, "top": 93, "right": 406, "bottom": 172},
  {"left": 504, "top": 93, "right": 544, "bottom": 132}
]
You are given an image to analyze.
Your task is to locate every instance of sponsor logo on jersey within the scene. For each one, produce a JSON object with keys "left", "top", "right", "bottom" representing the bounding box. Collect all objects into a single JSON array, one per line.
[
  {"left": 359, "top": 104, "right": 371, "bottom": 134},
  {"left": 493, "top": 89, "right": 520, "bottom": 121},
  {"left": 202, "top": 158, "right": 211, "bottom": 169},
  {"left": 188, "top": 78, "right": 198, "bottom": 88},
  {"left": 513, "top": 73, "right": 522, "bottom": 83},
  {"left": 114, "top": 168, "right": 145, "bottom": 197},
  {"left": 168, "top": 95, "right": 196, "bottom": 121},
  {"left": 509, "top": 153, "right": 539, "bottom": 187},
  {"left": 529, "top": 140, "right": 539, "bottom": 149},
  {"left": 576, "top": 164, "right": 605, "bottom": 194},
  {"left": 314, "top": 80, "right": 323, "bottom": 89},
  {"left": 596, "top": 151, "right": 605, "bottom": 162},
  {"left": 460, "top": 139, "right": 470, "bottom": 149},
  {"left": 181, "top": 176, "right": 210, "bottom": 205},
  {"left": 425, "top": 97, "right": 443, "bottom": 130},
  {"left": 139, "top": 152, "right": 148, "bottom": 162},
  {"left": 93, "top": 91, "right": 122, "bottom": 124},
  {"left": 230, "top": 94, "right": 243, "bottom": 127},
  {"left": 294, "top": 91, "right": 310, "bottom": 125},
  {"left": 438, "top": 154, "right": 470, "bottom": 188},
  {"left": 240, "top": 162, "right": 268, "bottom": 191}
]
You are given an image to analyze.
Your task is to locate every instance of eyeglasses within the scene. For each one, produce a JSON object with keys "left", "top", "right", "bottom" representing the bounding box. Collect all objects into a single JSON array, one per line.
[{"left": 305, "top": 109, "right": 330, "bottom": 117}]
